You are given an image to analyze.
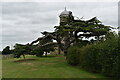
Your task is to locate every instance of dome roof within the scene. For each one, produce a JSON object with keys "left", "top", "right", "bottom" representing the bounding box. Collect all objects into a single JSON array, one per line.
[
  {"left": 59, "top": 8, "right": 72, "bottom": 17},
  {"left": 60, "top": 11, "right": 70, "bottom": 15}
]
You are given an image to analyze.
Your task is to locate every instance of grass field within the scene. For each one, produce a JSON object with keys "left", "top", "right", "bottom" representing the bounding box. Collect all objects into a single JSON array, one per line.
[{"left": 2, "top": 55, "right": 107, "bottom": 78}]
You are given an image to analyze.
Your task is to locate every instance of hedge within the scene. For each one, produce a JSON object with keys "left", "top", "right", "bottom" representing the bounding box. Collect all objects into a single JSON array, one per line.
[
  {"left": 67, "top": 46, "right": 80, "bottom": 65},
  {"left": 67, "top": 33, "right": 120, "bottom": 77}
]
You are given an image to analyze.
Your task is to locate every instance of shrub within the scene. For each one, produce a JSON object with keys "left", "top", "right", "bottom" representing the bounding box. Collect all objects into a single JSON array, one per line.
[
  {"left": 66, "top": 32, "right": 120, "bottom": 77},
  {"left": 79, "top": 32, "right": 120, "bottom": 77},
  {"left": 79, "top": 44, "right": 102, "bottom": 73},
  {"left": 67, "top": 46, "right": 80, "bottom": 65},
  {"left": 99, "top": 33, "right": 120, "bottom": 77}
]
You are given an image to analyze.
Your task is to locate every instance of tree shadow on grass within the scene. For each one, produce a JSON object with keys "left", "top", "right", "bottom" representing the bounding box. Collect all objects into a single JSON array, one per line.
[
  {"left": 13, "top": 56, "right": 57, "bottom": 62},
  {"left": 13, "top": 59, "right": 37, "bottom": 62},
  {"left": 38, "top": 56, "right": 56, "bottom": 58}
]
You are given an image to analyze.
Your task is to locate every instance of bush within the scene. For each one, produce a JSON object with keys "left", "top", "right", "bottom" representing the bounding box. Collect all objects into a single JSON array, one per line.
[
  {"left": 67, "top": 46, "right": 80, "bottom": 65},
  {"left": 99, "top": 33, "right": 119, "bottom": 77},
  {"left": 79, "top": 33, "right": 120, "bottom": 77},
  {"left": 79, "top": 44, "right": 102, "bottom": 73},
  {"left": 67, "top": 32, "right": 120, "bottom": 77}
]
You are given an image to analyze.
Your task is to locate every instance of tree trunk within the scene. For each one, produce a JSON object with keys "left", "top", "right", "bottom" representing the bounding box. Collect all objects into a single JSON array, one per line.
[
  {"left": 74, "top": 31, "right": 79, "bottom": 43},
  {"left": 23, "top": 54, "right": 25, "bottom": 59},
  {"left": 45, "top": 52, "right": 47, "bottom": 57},
  {"left": 63, "top": 48, "right": 67, "bottom": 56},
  {"left": 58, "top": 45, "right": 61, "bottom": 55}
]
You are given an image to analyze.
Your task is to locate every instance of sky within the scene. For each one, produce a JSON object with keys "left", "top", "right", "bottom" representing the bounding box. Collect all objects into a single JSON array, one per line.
[{"left": 0, "top": 1, "right": 119, "bottom": 50}]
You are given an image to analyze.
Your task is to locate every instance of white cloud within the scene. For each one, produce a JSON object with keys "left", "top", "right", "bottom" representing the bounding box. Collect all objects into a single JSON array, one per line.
[{"left": 1, "top": 0, "right": 119, "bottom": 2}]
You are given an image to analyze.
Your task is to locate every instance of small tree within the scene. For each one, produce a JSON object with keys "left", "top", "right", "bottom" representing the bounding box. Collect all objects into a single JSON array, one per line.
[
  {"left": 13, "top": 43, "right": 30, "bottom": 59},
  {"left": 2, "top": 46, "right": 11, "bottom": 55}
]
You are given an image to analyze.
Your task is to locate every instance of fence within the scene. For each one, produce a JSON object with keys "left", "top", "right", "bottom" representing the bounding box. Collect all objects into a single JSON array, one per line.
[{"left": 2, "top": 54, "right": 14, "bottom": 59}]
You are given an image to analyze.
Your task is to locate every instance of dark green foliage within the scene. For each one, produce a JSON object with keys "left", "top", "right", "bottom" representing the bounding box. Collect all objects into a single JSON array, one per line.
[
  {"left": 41, "top": 42, "right": 56, "bottom": 55},
  {"left": 67, "top": 32, "right": 119, "bottom": 77},
  {"left": 31, "top": 17, "right": 111, "bottom": 56},
  {"left": 35, "top": 50, "right": 44, "bottom": 57},
  {"left": 79, "top": 32, "right": 120, "bottom": 77},
  {"left": 67, "top": 46, "right": 80, "bottom": 65},
  {"left": 2, "top": 46, "right": 11, "bottom": 55},
  {"left": 31, "top": 32, "right": 56, "bottom": 56},
  {"left": 13, "top": 43, "right": 30, "bottom": 59},
  {"left": 31, "top": 42, "right": 55, "bottom": 57},
  {"left": 99, "top": 33, "right": 119, "bottom": 77},
  {"left": 79, "top": 44, "right": 102, "bottom": 73},
  {"left": 32, "top": 47, "right": 44, "bottom": 57},
  {"left": 73, "top": 40, "right": 90, "bottom": 48}
]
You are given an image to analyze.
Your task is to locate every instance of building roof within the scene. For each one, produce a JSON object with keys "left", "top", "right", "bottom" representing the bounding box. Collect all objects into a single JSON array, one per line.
[{"left": 59, "top": 8, "right": 72, "bottom": 17}]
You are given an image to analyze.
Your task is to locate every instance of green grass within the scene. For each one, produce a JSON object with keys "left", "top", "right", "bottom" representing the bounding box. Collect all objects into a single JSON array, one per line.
[{"left": 2, "top": 55, "right": 107, "bottom": 78}]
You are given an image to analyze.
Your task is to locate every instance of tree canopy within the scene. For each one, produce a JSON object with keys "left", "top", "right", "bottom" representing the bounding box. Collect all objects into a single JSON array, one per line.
[
  {"left": 30, "top": 17, "right": 111, "bottom": 56},
  {"left": 13, "top": 43, "right": 30, "bottom": 59},
  {"left": 2, "top": 46, "right": 11, "bottom": 55}
]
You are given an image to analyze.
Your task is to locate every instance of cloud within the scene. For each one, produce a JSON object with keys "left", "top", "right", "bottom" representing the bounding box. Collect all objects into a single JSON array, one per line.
[
  {"left": 1, "top": 0, "right": 119, "bottom": 2},
  {"left": 118, "top": 1, "right": 120, "bottom": 32},
  {"left": 1, "top": 2, "right": 118, "bottom": 50}
]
